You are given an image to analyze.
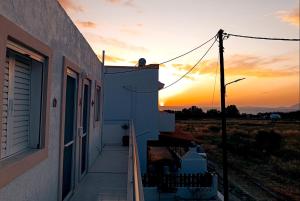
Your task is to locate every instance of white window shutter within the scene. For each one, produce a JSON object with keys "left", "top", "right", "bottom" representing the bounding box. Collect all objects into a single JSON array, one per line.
[
  {"left": 1, "top": 55, "right": 31, "bottom": 159},
  {"left": 11, "top": 59, "right": 31, "bottom": 154}
]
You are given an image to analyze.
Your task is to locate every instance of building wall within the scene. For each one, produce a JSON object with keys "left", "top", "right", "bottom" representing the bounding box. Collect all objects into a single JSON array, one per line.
[
  {"left": 0, "top": 1, "right": 102, "bottom": 200},
  {"left": 102, "top": 120, "right": 129, "bottom": 146},
  {"left": 159, "top": 111, "right": 175, "bottom": 132},
  {"left": 103, "top": 66, "right": 160, "bottom": 173}
]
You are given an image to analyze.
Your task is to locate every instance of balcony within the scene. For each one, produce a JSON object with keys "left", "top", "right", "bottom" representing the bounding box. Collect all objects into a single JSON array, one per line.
[{"left": 70, "top": 121, "right": 144, "bottom": 201}]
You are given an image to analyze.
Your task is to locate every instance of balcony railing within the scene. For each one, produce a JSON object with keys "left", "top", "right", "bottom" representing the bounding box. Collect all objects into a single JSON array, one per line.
[{"left": 128, "top": 121, "right": 145, "bottom": 201}]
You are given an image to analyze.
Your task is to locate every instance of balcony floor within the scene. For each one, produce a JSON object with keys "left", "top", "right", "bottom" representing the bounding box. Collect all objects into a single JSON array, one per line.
[{"left": 70, "top": 145, "right": 128, "bottom": 201}]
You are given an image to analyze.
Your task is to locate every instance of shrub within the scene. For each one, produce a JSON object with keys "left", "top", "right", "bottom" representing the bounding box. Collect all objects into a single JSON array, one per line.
[
  {"left": 227, "top": 133, "right": 253, "bottom": 157},
  {"left": 208, "top": 125, "right": 221, "bottom": 133},
  {"left": 255, "top": 130, "right": 282, "bottom": 154}
]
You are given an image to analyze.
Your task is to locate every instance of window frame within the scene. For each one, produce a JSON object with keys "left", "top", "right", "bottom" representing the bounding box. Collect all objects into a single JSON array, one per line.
[
  {"left": 0, "top": 15, "right": 52, "bottom": 188},
  {"left": 94, "top": 81, "right": 101, "bottom": 127}
]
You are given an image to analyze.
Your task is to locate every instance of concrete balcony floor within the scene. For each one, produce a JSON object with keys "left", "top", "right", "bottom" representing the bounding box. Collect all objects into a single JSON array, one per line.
[{"left": 71, "top": 145, "right": 128, "bottom": 201}]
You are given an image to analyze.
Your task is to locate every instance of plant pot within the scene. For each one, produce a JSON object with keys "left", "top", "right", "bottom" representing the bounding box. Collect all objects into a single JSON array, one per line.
[{"left": 122, "top": 135, "right": 129, "bottom": 146}]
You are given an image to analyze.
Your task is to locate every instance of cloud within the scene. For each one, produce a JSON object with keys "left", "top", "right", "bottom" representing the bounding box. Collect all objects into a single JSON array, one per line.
[
  {"left": 277, "top": 8, "right": 300, "bottom": 27},
  {"left": 86, "top": 33, "right": 148, "bottom": 53},
  {"left": 170, "top": 54, "right": 299, "bottom": 78},
  {"left": 120, "top": 27, "right": 141, "bottom": 36},
  {"left": 172, "top": 64, "right": 194, "bottom": 71},
  {"left": 76, "top": 21, "right": 97, "bottom": 29},
  {"left": 104, "top": 55, "right": 126, "bottom": 63},
  {"left": 58, "top": 0, "right": 84, "bottom": 12},
  {"left": 104, "top": 0, "right": 136, "bottom": 7},
  {"left": 129, "top": 60, "right": 138, "bottom": 65},
  {"left": 172, "top": 73, "right": 196, "bottom": 81}
]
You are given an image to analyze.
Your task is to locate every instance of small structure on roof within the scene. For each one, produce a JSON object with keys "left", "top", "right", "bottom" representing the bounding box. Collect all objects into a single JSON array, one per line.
[{"left": 179, "top": 144, "right": 208, "bottom": 174}]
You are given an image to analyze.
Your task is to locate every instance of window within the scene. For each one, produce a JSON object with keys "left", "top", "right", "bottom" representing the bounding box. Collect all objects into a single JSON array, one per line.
[
  {"left": 94, "top": 85, "right": 101, "bottom": 122},
  {"left": 1, "top": 41, "right": 44, "bottom": 159},
  {"left": 0, "top": 15, "right": 51, "bottom": 189}
]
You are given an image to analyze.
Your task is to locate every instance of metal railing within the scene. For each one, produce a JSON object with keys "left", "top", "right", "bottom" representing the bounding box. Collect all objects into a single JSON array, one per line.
[{"left": 127, "top": 121, "right": 145, "bottom": 201}]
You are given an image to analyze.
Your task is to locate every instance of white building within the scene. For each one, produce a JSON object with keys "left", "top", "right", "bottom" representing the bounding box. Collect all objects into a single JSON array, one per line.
[{"left": 103, "top": 64, "right": 175, "bottom": 174}]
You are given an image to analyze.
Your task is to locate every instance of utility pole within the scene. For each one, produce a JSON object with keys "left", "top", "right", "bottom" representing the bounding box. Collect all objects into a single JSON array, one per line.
[{"left": 218, "top": 29, "right": 229, "bottom": 201}]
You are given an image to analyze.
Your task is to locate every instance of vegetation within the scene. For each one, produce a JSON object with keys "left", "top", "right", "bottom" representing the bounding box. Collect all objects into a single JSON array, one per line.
[
  {"left": 168, "top": 105, "right": 300, "bottom": 120},
  {"left": 176, "top": 119, "right": 300, "bottom": 200}
]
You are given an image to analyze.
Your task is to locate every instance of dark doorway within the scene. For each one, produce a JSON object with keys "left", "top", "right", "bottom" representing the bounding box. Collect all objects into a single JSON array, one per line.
[{"left": 62, "top": 72, "right": 78, "bottom": 200}]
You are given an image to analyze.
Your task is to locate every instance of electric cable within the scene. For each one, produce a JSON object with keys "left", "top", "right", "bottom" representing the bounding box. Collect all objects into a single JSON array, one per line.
[
  {"left": 104, "top": 34, "right": 217, "bottom": 75},
  {"left": 123, "top": 37, "right": 218, "bottom": 93},
  {"left": 225, "top": 33, "right": 300, "bottom": 41},
  {"left": 159, "top": 34, "right": 217, "bottom": 65},
  {"left": 211, "top": 54, "right": 219, "bottom": 109}
]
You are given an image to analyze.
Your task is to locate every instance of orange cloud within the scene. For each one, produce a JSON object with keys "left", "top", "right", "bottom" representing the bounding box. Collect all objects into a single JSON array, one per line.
[
  {"left": 277, "top": 8, "right": 300, "bottom": 27},
  {"left": 172, "top": 63, "right": 194, "bottom": 71},
  {"left": 129, "top": 60, "right": 139, "bottom": 65},
  {"left": 104, "top": 55, "right": 126, "bottom": 63},
  {"left": 171, "top": 54, "right": 299, "bottom": 78},
  {"left": 58, "top": 0, "right": 84, "bottom": 12},
  {"left": 104, "top": 0, "right": 135, "bottom": 7},
  {"left": 76, "top": 21, "right": 97, "bottom": 29},
  {"left": 86, "top": 33, "right": 148, "bottom": 53}
]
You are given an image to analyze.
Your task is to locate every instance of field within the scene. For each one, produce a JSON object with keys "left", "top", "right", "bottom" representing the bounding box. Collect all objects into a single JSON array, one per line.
[{"left": 177, "top": 119, "right": 300, "bottom": 201}]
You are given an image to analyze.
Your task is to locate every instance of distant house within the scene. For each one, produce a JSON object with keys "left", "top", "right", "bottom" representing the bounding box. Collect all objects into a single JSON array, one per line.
[{"left": 270, "top": 113, "right": 281, "bottom": 121}]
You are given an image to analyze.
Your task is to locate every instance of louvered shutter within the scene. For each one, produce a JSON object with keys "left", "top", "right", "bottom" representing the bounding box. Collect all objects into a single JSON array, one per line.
[
  {"left": 1, "top": 55, "right": 31, "bottom": 159},
  {"left": 1, "top": 57, "right": 9, "bottom": 158},
  {"left": 12, "top": 59, "right": 31, "bottom": 154}
]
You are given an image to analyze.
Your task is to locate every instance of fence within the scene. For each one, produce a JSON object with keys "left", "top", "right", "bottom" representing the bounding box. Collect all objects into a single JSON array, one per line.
[{"left": 143, "top": 173, "right": 213, "bottom": 191}]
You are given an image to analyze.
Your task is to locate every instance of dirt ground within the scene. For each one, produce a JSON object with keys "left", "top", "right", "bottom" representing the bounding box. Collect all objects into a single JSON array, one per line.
[{"left": 176, "top": 119, "right": 300, "bottom": 201}]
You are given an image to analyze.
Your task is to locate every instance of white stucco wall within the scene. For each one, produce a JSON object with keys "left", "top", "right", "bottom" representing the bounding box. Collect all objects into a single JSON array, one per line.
[
  {"left": 102, "top": 120, "right": 129, "bottom": 146},
  {"left": 103, "top": 66, "right": 160, "bottom": 174},
  {"left": 0, "top": 1, "right": 103, "bottom": 200},
  {"left": 159, "top": 111, "right": 175, "bottom": 132}
]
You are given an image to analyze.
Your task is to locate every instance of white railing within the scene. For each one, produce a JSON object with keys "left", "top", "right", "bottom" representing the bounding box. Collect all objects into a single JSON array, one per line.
[{"left": 127, "top": 121, "right": 145, "bottom": 201}]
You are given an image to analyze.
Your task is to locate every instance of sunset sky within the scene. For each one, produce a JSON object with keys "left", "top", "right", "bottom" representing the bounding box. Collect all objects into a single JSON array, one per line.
[{"left": 58, "top": 0, "right": 300, "bottom": 109}]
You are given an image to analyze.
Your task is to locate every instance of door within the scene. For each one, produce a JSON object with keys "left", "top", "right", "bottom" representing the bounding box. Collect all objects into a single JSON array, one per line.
[
  {"left": 79, "top": 79, "right": 90, "bottom": 178},
  {"left": 62, "top": 69, "right": 78, "bottom": 200}
]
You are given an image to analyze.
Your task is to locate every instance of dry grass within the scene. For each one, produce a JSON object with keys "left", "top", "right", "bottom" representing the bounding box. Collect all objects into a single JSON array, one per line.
[{"left": 177, "top": 119, "right": 300, "bottom": 201}]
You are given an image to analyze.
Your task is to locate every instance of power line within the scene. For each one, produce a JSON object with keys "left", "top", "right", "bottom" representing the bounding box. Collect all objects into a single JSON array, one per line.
[
  {"left": 159, "top": 34, "right": 217, "bottom": 65},
  {"left": 211, "top": 54, "right": 219, "bottom": 109},
  {"left": 163, "top": 38, "right": 217, "bottom": 90},
  {"left": 124, "top": 38, "right": 218, "bottom": 93},
  {"left": 225, "top": 33, "right": 300, "bottom": 41},
  {"left": 104, "top": 34, "right": 217, "bottom": 75}
]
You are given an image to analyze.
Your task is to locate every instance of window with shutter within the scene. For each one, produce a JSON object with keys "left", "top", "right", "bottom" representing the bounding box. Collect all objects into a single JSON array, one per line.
[
  {"left": 1, "top": 43, "right": 44, "bottom": 159},
  {"left": 0, "top": 16, "right": 52, "bottom": 188}
]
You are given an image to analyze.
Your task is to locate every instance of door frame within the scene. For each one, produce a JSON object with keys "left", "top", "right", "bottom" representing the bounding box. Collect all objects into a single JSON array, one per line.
[
  {"left": 59, "top": 57, "right": 82, "bottom": 201},
  {"left": 78, "top": 78, "right": 91, "bottom": 180}
]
